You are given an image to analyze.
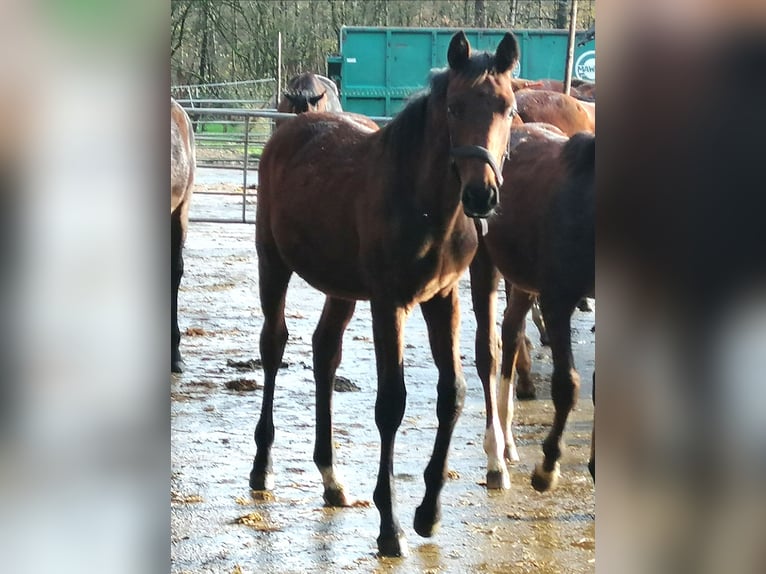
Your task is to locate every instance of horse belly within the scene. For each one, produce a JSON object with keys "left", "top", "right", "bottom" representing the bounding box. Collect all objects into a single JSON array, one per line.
[{"left": 272, "top": 215, "right": 369, "bottom": 300}]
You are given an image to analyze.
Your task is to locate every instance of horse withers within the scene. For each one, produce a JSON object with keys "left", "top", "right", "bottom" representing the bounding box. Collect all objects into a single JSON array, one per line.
[
  {"left": 171, "top": 98, "right": 195, "bottom": 373},
  {"left": 470, "top": 124, "right": 595, "bottom": 491},
  {"left": 251, "top": 31, "right": 519, "bottom": 557}
]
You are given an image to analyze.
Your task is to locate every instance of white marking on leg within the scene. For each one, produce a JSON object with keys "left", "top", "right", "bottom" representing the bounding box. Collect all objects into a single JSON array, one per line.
[
  {"left": 318, "top": 466, "right": 346, "bottom": 494},
  {"left": 499, "top": 375, "right": 520, "bottom": 462},
  {"left": 483, "top": 421, "right": 510, "bottom": 489}
]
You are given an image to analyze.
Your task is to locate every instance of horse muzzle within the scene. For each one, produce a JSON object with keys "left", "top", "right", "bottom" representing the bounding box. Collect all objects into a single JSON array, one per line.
[
  {"left": 450, "top": 145, "right": 504, "bottom": 218},
  {"left": 461, "top": 183, "right": 499, "bottom": 218}
]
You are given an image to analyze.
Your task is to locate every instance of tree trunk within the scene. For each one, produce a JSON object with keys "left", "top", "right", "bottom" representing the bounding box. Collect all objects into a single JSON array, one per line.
[
  {"left": 555, "top": 0, "right": 569, "bottom": 29},
  {"left": 474, "top": 0, "right": 486, "bottom": 28},
  {"left": 508, "top": 0, "right": 518, "bottom": 27}
]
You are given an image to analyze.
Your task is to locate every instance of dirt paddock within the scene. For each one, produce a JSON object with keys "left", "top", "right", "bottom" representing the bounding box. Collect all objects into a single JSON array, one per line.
[{"left": 171, "top": 172, "right": 595, "bottom": 574}]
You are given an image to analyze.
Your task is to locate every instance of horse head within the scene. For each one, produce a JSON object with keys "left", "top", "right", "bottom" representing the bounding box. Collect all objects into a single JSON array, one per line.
[
  {"left": 283, "top": 90, "right": 327, "bottom": 113},
  {"left": 444, "top": 31, "right": 519, "bottom": 218}
]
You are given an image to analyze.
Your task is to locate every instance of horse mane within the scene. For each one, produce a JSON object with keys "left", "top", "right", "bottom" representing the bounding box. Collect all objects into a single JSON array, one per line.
[{"left": 561, "top": 132, "right": 595, "bottom": 177}]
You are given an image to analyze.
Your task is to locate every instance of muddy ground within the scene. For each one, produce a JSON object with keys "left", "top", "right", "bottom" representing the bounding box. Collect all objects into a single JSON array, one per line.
[{"left": 171, "top": 173, "right": 595, "bottom": 574}]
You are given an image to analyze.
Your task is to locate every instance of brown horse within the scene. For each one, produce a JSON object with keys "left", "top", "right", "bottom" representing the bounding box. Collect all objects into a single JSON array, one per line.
[
  {"left": 470, "top": 124, "right": 594, "bottom": 491},
  {"left": 276, "top": 72, "right": 342, "bottom": 129},
  {"left": 515, "top": 89, "right": 595, "bottom": 136},
  {"left": 171, "top": 98, "right": 196, "bottom": 373},
  {"left": 515, "top": 77, "right": 596, "bottom": 102},
  {"left": 251, "top": 31, "right": 519, "bottom": 557},
  {"left": 276, "top": 71, "right": 379, "bottom": 130}
]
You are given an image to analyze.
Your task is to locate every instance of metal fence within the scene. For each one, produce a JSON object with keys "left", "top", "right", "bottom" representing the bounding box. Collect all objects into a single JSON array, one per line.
[{"left": 176, "top": 104, "right": 391, "bottom": 224}]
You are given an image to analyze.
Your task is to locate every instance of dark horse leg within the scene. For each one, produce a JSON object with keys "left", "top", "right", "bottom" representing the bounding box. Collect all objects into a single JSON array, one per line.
[
  {"left": 531, "top": 296, "right": 550, "bottom": 346},
  {"left": 414, "top": 287, "right": 466, "bottom": 537},
  {"left": 531, "top": 291, "right": 581, "bottom": 492},
  {"left": 498, "top": 286, "right": 535, "bottom": 461},
  {"left": 370, "top": 300, "right": 408, "bottom": 557},
  {"left": 250, "top": 242, "right": 293, "bottom": 491},
  {"left": 313, "top": 296, "right": 356, "bottom": 507},
  {"left": 171, "top": 207, "right": 186, "bottom": 373},
  {"left": 470, "top": 242, "right": 510, "bottom": 489},
  {"left": 589, "top": 371, "right": 595, "bottom": 481},
  {"left": 504, "top": 286, "right": 537, "bottom": 401}
]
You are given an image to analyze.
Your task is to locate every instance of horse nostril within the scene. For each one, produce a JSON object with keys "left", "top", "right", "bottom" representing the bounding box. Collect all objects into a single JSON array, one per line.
[{"left": 489, "top": 185, "right": 499, "bottom": 206}]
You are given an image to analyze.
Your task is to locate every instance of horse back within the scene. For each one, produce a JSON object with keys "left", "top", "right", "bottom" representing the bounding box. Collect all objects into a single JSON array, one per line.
[
  {"left": 539, "top": 132, "right": 595, "bottom": 298},
  {"left": 257, "top": 113, "right": 378, "bottom": 299},
  {"left": 171, "top": 98, "right": 195, "bottom": 215},
  {"left": 515, "top": 89, "right": 594, "bottom": 136},
  {"left": 485, "top": 128, "right": 568, "bottom": 292}
]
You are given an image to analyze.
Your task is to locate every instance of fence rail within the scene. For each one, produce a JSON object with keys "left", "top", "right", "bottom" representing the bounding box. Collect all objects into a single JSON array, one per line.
[{"left": 177, "top": 104, "right": 391, "bottom": 224}]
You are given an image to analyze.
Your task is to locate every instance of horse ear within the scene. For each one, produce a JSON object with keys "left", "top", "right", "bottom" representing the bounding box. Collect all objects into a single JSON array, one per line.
[
  {"left": 284, "top": 93, "right": 298, "bottom": 105},
  {"left": 448, "top": 31, "right": 471, "bottom": 70},
  {"left": 495, "top": 32, "right": 520, "bottom": 74},
  {"left": 308, "top": 91, "right": 326, "bottom": 106}
]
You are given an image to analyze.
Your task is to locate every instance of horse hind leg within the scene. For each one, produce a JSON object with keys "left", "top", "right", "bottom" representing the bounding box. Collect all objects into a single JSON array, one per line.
[
  {"left": 589, "top": 371, "right": 595, "bottom": 481},
  {"left": 531, "top": 296, "right": 550, "bottom": 346},
  {"left": 171, "top": 207, "right": 185, "bottom": 373},
  {"left": 312, "top": 296, "right": 356, "bottom": 507},
  {"left": 531, "top": 293, "right": 580, "bottom": 492},
  {"left": 250, "top": 243, "right": 293, "bottom": 491},
  {"left": 470, "top": 246, "right": 509, "bottom": 489},
  {"left": 499, "top": 287, "right": 535, "bottom": 461}
]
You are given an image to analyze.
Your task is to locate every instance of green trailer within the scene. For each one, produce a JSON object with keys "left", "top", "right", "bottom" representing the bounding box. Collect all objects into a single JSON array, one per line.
[{"left": 327, "top": 26, "right": 596, "bottom": 117}]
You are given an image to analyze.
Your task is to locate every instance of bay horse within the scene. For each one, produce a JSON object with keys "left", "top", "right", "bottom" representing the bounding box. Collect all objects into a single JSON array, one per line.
[
  {"left": 276, "top": 72, "right": 343, "bottom": 128},
  {"left": 470, "top": 124, "right": 594, "bottom": 491},
  {"left": 276, "top": 71, "right": 379, "bottom": 131},
  {"left": 514, "top": 77, "right": 596, "bottom": 102},
  {"left": 251, "top": 31, "right": 519, "bottom": 557},
  {"left": 515, "top": 88, "right": 595, "bottom": 136},
  {"left": 171, "top": 98, "right": 196, "bottom": 373}
]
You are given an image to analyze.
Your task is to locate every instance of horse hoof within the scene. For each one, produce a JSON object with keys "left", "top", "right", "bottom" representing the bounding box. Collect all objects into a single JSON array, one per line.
[
  {"left": 531, "top": 462, "right": 560, "bottom": 493},
  {"left": 486, "top": 469, "right": 511, "bottom": 490},
  {"left": 323, "top": 487, "right": 350, "bottom": 508},
  {"left": 588, "top": 459, "right": 595, "bottom": 482},
  {"left": 504, "top": 443, "right": 520, "bottom": 463},
  {"left": 377, "top": 532, "right": 409, "bottom": 557},
  {"left": 171, "top": 358, "right": 186, "bottom": 373},
  {"left": 249, "top": 471, "right": 275, "bottom": 491},
  {"left": 578, "top": 299, "right": 593, "bottom": 312},
  {"left": 413, "top": 504, "right": 441, "bottom": 538},
  {"left": 516, "top": 385, "right": 536, "bottom": 401}
]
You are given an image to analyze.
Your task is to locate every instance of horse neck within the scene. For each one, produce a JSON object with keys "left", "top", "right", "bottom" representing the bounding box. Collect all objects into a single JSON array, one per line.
[{"left": 382, "top": 98, "right": 463, "bottom": 230}]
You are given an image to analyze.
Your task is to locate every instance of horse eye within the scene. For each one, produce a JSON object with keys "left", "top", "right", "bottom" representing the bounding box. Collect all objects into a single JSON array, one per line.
[{"left": 447, "top": 104, "right": 463, "bottom": 119}]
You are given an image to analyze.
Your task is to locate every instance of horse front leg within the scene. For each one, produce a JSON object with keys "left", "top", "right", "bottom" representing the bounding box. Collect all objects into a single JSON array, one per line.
[
  {"left": 370, "top": 300, "right": 408, "bottom": 557},
  {"left": 469, "top": 243, "right": 509, "bottom": 489},
  {"left": 414, "top": 286, "right": 466, "bottom": 537},
  {"left": 531, "top": 294, "right": 580, "bottom": 492},
  {"left": 249, "top": 244, "right": 292, "bottom": 491},
  {"left": 312, "top": 296, "right": 356, "bottom": 507}
]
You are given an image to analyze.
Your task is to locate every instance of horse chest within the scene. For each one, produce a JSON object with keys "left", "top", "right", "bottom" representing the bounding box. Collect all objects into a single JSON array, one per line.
[{"left": 387, "top": 225, "right": 476, "bottom": 304}]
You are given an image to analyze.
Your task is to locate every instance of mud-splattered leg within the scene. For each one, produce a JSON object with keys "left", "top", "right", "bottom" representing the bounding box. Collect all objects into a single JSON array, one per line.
[
  {"left": 250, "top": 242, "right": 292, "bottom": 491},
  {"left": 414, "top": 287, "right": 466, "bottom": 537},
  {"left": 370, "top": 300, "right": 408, "bottom": 557},
  {"left": 313, "top": 296, "right": 356, "bottom": 506}
]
